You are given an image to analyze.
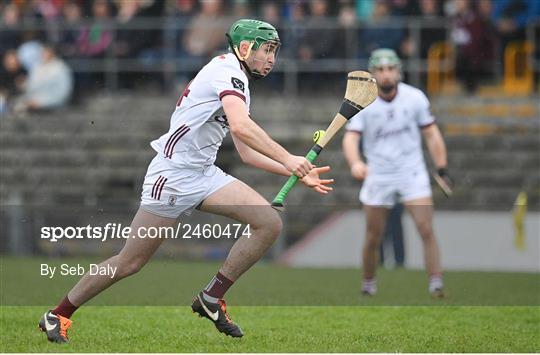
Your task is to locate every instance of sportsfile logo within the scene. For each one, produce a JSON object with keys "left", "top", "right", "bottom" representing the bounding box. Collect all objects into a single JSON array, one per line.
[{"left": 40, "top": 223, "right": 251, "bottom": 242}]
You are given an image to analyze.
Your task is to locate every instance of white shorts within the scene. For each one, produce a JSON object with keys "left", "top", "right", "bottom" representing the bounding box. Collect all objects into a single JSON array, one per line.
[
  {"left": 140, "top": 154, "right": 236, "bottom": 219},
  {"left": 360, "top": 169, "right": 431, "bottom": 207}
]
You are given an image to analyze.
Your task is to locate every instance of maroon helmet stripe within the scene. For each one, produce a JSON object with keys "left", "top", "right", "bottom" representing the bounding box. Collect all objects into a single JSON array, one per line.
[
  {"left": 156, "top": 177, "right": 168, "bottom": 200},
  {"left": 163, "top": 124, "right": 187, "bottom": 156},
  {"left": 166, "top": 127, "right": 190, "bottom": 158},
  {"left": 151, "top": 176, "right": 164, "bottom": 199}
]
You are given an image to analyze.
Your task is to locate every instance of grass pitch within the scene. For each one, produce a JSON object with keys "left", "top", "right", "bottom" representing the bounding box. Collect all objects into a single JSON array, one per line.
[{"left": 1, "top": 257, "right": 539, "bottom": 352}]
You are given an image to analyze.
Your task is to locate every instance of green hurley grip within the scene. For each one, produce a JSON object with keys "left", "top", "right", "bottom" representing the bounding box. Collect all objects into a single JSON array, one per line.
[{"left": 272, "top": 149, "right": 320, "bottom": 207}]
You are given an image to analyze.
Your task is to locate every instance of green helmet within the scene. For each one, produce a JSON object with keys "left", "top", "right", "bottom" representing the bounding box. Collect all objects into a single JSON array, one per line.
[
  {"left": 227, "top": 19, "right": 280, "bottom": 53},
  {"left": 368, "top": 48, "right": 402, "bottom": 71},
  {"left": 226, "top": 19, "right": 280, "bottom": 79}
]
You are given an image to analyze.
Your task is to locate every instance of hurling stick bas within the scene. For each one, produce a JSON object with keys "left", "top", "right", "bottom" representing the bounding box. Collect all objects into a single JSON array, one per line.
[{"left": 271, "top": 71, "right": 378, "bottom": 211}]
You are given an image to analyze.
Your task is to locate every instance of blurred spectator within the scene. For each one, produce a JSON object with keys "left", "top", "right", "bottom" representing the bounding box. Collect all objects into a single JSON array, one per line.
[
  {"left": 355, "top": 0, "right": 375, "bottom": 21},
  {"left": 15, "top": 44, "right": 73, "bottom": 112},
  {"left": 451, "top": 0, "right": 498, "bottom": 92},
  {"left": 77, "top": 0, "right": 113, "bottom": 57},
  {"left": 232, "top": 0, "right": 251, "bottom": 19},
  {"left": 284, "top": 0, "right": 308, "bottom": 57},
  {"left": 388, "top": 0, "right": 417, "bottom": 16},
  {"left": 58, "top": 1, "right": 83, "bottom": 59},
  {"left": 358, "top": 0, "right": 406, "bottom": 58},
  {"left": 0, "top": 50, "right": 27, "bottom": 101},
  {"left": 114, "top": 0, "right": 149, "bottom": 58},
  {"left": 491, "top": 0, "right": 540, "bottom": 45},
  {"left": 17, "top": 32, "right": 44, "bottom": 72},
  {"left": 182, "top": 0, "right": 229, "bottom": 59},
  {"left": 0, "top": 3, "right": 22, "bottom": 55},
  {"left": 297, "top": 0, "right": 336, "bottom": 61},
  {"left": 22, "top": 0, "right": 63, "bottom": 21},
  {"left": 337, "top": 1, "right": 357, "bottom": 58},
  {"left": 338, "top": 1, "right": 356, "bottom": 28},
  {"left": 417, "top": 0, "right": 446, "bottom": 58},
  {"left": 260, "top": 1, "right": 282, "bottom": 24}
]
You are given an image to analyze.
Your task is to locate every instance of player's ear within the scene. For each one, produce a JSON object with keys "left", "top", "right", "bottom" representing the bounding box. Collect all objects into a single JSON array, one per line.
[{"left": 238, "top": 41, "right": 251, "bottom": 59}]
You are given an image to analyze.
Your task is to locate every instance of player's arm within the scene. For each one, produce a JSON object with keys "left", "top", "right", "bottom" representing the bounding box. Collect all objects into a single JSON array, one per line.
[
  {"left": 421, "top": 123, "right": 447, "bottom": 169},
  {"left": 342, "top": 130, "right": 368, "bottom": 180},
  {"left": 231, "top": 132, "right": 290, "bottom": 176},
  {"left": 232, "top": 132, "right": 334, "bottom": 194},
  {"left": 422, "top": 123, "right": 453, "bottom": 195},
  {"left": 222, "top": 95, "right": 313, "bottom": 177}
]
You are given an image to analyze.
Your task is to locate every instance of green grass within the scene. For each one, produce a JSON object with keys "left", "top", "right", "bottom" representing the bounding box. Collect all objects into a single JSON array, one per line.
[
  {"left": 1, "top": 257, "right": 539, "bottom": 352},
  {"left": 2, "top": 257, "right": 539, "bottom": 306},
  {"left": 2, "top": 306, "right": 539, "bottom": 352}
]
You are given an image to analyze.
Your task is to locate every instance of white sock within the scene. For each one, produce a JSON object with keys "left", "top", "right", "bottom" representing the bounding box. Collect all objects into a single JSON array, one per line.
[
  {"left": 429, "top": 275, "right": 444, "bottom": 293},
  {"left": 362, "top": 278, "right": 377, "bottom": 295}
]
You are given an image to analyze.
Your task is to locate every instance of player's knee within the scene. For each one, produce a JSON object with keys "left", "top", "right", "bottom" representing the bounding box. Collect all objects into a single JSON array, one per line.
[
  {"left": 365, "top": 234, "right": 382, "bottom": 250},
  {"left": 265, "top": 210, "right": 283, "bottom": 238},
  {"left": 252, "top": 209, "right": 282, "bottom": 240},
  {"left": 117, "top": 256, "right": 147, "bottom": 278},
  {"left": 417, "top": 222, "right": 434, "bottom": 240}
]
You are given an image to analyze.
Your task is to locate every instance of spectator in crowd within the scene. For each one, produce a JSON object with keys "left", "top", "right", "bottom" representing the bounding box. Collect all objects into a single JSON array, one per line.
[
  {"left": 0, "top": 3, "right": 22, "bottom": 55},
  {"left": 355, "top": 0, "right": 375, "bottom": 21},
  {"left": 165, "top": 0, "right": 197, "bottom": 55},
  {"left": 337, "top": 0, "right": 357, "bottom": 58},
  {"left": 451, "top": 0, "right": 498, "bottom": 92},
  {"left": 17, "top": 31, "right": 45, "bottom": 73},
  {"left": 297, "top": 0, "right": 336, "bottom": 62},
  {"left": 77, "top": 0, "right": 113, "bottom": 58},
  {"left": 15, "top": 44, "right": 73, "bottom": 113},
  {"left": 358, "top": 0, "right": 407, "bottom": 58},
  {"left": 58, "top": 1, "right": 83, "bottom": 59},
  {"left": 232, "top": 0, "right": 251, "bottom": 19},
  {"left": 283, "top": 0, "right": 308, "bottom": 57},
  {"left": 0, "top": 50, "right": 27, "bottom": 104},
  {"left": 338, "top": 0, "right": 356, "bottom": 28},
  {"left": 491, "top": 0, "right": 540, "bottom": 46},
  {"left": 417, "top": 0, "right": 446, "bottom": 59},
  {"left": 388, "top": 0, "right": 418, "bottom": 16},
  {"left": 182, "top": 0, "right": 229, "bottom": 60}
]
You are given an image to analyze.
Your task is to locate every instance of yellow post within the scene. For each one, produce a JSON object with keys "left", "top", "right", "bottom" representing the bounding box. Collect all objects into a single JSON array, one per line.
[{"left": 512, "top": 191, "right": 528, "bottom": 250}]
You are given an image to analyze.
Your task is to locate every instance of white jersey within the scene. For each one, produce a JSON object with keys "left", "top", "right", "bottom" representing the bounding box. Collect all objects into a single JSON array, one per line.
[
  {"left": 151, "top": 53, "right": 251, "bottom": 169},
  {"left": 346, "top": 82, "right": 435, "bottom": 180}
]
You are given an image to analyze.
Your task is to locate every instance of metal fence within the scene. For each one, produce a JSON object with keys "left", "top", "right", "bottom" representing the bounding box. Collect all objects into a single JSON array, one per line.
[{"left": 2, "top": 17, "right": 539, "bottom": 94}]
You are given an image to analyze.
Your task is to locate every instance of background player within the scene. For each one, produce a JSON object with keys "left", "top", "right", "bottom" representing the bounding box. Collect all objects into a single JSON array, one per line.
[
  {"left": 342, "top": 48, "right": 452, "bottom": 298},
  {"left": 38, "top": 19, "right": 334, "bottom": 342}
]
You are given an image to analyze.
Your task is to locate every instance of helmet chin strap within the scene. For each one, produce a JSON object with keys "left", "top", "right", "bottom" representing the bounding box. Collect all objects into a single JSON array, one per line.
[{"left": 227, "top": 35, "right": 266, "bottom": 80}]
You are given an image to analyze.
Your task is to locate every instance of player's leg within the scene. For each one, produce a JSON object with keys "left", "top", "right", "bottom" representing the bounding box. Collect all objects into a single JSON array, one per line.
[
  {"left": 362, "top": 205, "right": 389, "bottom": 295},
  {"left": 200, "top": 180, "right": 281, "bottom": 280},
  {"left": 191, "top": 179, "right": 282, "bottom": 337},
  {"left": 67, "top": 208, "right": 176, "bottom": 305},
  {"left": 403, "top": 197, "right": 444, "bottom": 297},
  {"left": 39, "top": 208, "right": 176, "bottom": 343}
]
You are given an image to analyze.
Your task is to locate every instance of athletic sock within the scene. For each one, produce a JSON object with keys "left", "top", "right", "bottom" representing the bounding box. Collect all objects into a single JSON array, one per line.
[
  {"left": 202, "top": 272, "right": 234, "bottom": 302},
  {"left": 52, "top": 295, "right": 78, "bottom": 319},
  {"left": 362, "top": 278, "right": 377, "bottom": 295},
  {"left": 429, "top": 274, "right": 444, "bottom": 293}
]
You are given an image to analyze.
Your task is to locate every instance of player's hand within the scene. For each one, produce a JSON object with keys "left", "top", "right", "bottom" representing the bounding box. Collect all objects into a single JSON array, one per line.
[
  {"left": 300, "top": 165, "right": 334, "bottom": 194},
  {"left": 351, "top": 161, "right": 368, "bottom": 180},
  {"left": 284, "top": 155, "right": 314, "bottom": 178},
  {"left": 436, "top": 167, "right": 454, "bottom": 195}
]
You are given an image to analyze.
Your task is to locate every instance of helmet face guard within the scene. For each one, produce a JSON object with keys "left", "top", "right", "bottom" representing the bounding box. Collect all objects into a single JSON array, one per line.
[{"left": 226, "top": 19, "right": 281, "bottom": 80}]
